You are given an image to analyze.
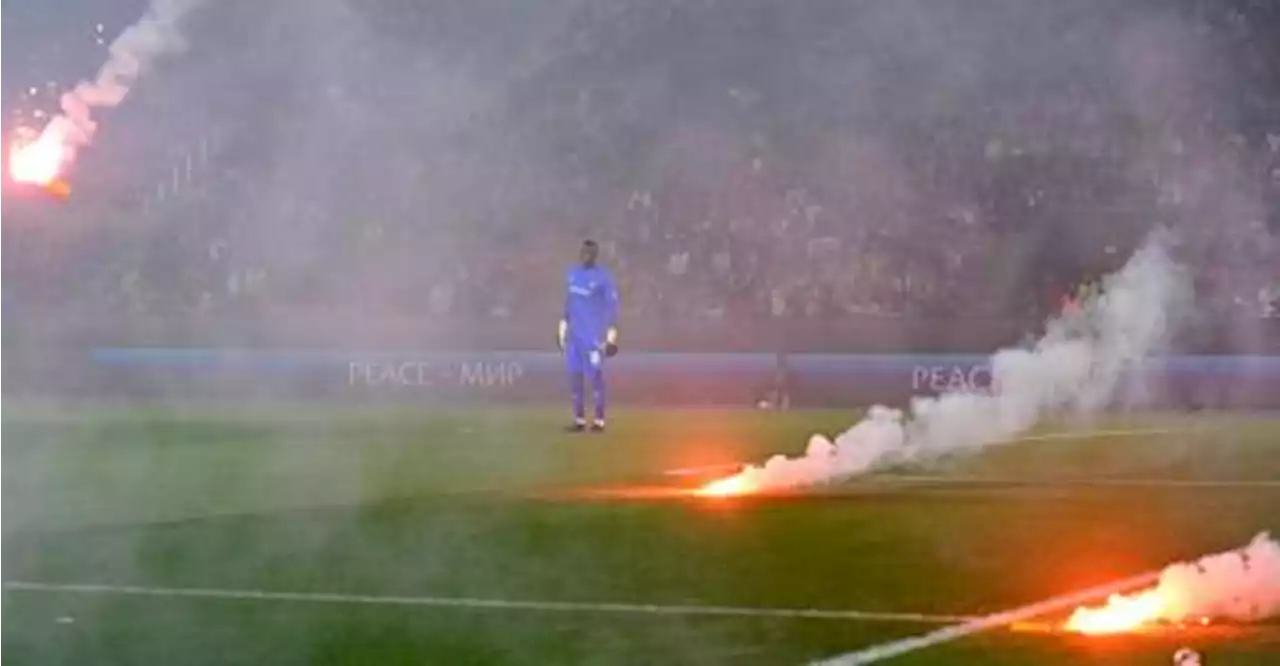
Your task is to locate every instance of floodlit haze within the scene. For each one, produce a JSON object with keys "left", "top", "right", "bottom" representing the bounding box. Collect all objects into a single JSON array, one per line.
[
  {"left": 2, "top": 0, "right": 1276, "bottom": 347},
  {"left": 2, "top": 3, "right": 1278, "bottom": 664}
]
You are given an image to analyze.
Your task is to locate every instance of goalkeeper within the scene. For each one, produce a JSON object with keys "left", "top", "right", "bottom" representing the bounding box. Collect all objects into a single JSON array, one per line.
[{"left": 557, "top": 239, "right": 620, "bottom": 432}]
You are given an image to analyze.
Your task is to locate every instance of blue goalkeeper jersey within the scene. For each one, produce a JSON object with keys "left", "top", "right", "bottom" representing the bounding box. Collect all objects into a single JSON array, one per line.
[{"left": 563, "top": 264, "right": 619, "bottom": 346}]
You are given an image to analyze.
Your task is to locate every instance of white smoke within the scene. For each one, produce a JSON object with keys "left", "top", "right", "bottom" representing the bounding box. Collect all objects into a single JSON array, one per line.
[
  {"left": 713, "top": 232, "right": 1191, "bottom": 493},
  {"left": 42, "top": 0, "right": 204, "bottom": 158},
  {"left": 1069, "top": 532, "right": 1280, "bottom": 627},
  {"left": 1152, "top": 532, "right": 1280, "bottom": 623}
]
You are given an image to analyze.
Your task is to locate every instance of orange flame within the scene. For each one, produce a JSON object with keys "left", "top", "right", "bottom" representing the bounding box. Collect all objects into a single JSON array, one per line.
[
  {"left": 1063, "top": 588, "right": 1168, "bottom": 635},
  {"left": 10, "top": 122, "right": 71, "bottom": 186},
  {"left": 42, "top": 177, "right": 73, "bottom": 199},
  {"left": 695, "top": 474, "right": 756, "bottom": 497}
]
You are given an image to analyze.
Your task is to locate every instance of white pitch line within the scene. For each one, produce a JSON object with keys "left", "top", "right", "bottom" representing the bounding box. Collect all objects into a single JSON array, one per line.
[
  {"left": 808, "top": 570, "right": 1161, "bottom": 665},
  {"left": 664, "top": 463, "right": 744, "bottom": 477},
  {"left": 2, "top": 581, "right": 971, "bottom": 625},
  {"left": 886, "top": 475, "right": 1280, "bottom": 488},
  {"left": 663, "top": 427, "right": 1180, "bottom": 478},
  {"left": 1004, "top": 427, "right": 1177, "bottom": 442}
]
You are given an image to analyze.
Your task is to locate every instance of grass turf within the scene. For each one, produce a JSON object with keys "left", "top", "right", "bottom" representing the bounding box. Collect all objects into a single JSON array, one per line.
[{"left": 3, "top": 405, "right": 1278, "bottom": 665}]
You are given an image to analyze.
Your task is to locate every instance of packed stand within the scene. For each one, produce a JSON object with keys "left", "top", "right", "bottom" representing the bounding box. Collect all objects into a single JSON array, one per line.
[{"left": 2, "top": 0, "right": 1278, "bottom": 335}]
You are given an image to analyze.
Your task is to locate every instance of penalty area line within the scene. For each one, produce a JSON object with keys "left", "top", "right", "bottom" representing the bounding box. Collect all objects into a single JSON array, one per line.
[
  {"left": 2, "top": 581, "right": 971, "bottom": 625},
  {"left": 808, "top": 570, "right": 1161, "bottom": 665}
]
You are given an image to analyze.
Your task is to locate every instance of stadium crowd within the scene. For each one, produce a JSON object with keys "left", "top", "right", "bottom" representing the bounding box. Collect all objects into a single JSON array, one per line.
[{"left": 3, "top": 0, "right": 1278, "bottom": 337}]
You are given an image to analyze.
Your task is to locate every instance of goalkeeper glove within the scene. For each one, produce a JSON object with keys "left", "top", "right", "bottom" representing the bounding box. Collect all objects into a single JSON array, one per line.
[
  {"left": 557, "top": 319, "right": 568, "bottom": 351},
  {"left": 605, "top": 327, "right": 619, "bottom": 357}
]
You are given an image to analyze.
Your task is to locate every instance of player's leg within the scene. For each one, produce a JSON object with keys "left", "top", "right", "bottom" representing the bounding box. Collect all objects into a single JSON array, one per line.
[
  {"left": 565, "top": 340, "right": 587, "bottom": 431},
  {"left": 588, "top": 349, "right": 606, "bottom": 431}
]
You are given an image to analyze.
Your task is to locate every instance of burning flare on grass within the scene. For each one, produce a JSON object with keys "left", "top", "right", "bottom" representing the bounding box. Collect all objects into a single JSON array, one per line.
[
  {"left": 1065, "top": 532, "right": 1280, "bottom": 635},
  {"left": 7, "top": 0, "right": 202, "bottom": 196},
  {"left": 1065, "top": 588, "right": 1170, "bottom": 635},
  {"left": 695, "top": 474, "right": 757, "bottom": 497},
  {"left": 697, "top": 233, "right": 1188, "bottom": 496}
]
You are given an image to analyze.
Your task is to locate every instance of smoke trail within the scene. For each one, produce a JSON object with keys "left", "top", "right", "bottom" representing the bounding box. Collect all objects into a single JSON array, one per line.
[
  {"left": 702, "top": 232, "right": 1191, "bottom": 495},
  {"left": 38, "top": 0, "right": 204, "bottom": 161},
  {"left": 1066, "top": 532, "right": 1280, "bottom": 632}
]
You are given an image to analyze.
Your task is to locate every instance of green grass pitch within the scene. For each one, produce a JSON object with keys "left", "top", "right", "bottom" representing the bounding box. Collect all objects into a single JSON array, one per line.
[{"left": 4, "top": 405, "right": 1278, "bottom": 665}]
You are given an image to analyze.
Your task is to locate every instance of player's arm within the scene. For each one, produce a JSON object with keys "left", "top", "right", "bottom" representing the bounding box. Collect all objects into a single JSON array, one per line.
[
  {"left": 558, "top": 276, "right": 570, "bottom": 351},
  {"left": 604, "top": 272, "right": 620, "bottom": 355}
]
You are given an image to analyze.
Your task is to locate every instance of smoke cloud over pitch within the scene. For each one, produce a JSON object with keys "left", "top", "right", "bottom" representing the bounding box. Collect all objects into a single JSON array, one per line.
[{"left": 705, "top": 232, "right": 1192, "bottom": 494}]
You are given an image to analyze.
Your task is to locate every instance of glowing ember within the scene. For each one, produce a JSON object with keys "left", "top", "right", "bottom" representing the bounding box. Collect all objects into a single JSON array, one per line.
[
  {"left": 695, "top": 474, "right": 755, "bottom": 497},
  {"left": 1064, "top": 589, "right": 1168, "bottom": 635},
  {"left": 10, "top": 122, "right": 71, "bottom": 186}
]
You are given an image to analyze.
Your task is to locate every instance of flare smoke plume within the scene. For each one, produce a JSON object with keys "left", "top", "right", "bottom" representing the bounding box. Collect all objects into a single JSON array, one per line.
[
  {"left": 702, "top": 232, "right": 1191, "bottom": 495},
  {"left": 24, "top": 0, "right": 203, "bottom": 169}
]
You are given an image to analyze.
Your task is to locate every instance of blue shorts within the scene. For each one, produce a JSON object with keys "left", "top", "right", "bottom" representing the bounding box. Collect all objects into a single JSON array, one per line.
[{"left": 565, "top": 338, "right": 605, "bottom": 374}]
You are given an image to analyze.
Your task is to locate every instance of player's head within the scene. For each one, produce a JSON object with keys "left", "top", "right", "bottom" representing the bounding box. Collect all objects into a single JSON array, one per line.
[{"left": 580, "top": 239, "right": 599, "bottom": 267}]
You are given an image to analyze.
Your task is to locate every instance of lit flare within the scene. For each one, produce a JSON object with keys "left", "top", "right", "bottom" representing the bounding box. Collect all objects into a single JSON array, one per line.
[
  {"left": 11, "top": 123, "right": 69, "bottom": 184},
  {"left": 9, "top": 123, "right": 73, "bottom": 199},
  {"left": 1064, "top": 589, "right": 1167, "bottom": 635},
  {"left": 695, "top": 474, "right": 756, "bottom": 497}
]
